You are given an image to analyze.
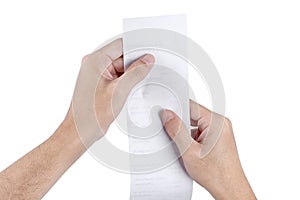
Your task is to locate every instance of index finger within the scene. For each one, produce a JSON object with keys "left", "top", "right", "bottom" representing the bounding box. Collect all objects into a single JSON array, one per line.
[
  {"left": 189, "top": 99, "right": 212, "bottom": 126},
  {"left": 90, "top": 38, "right": 123, "bottom": 69}
]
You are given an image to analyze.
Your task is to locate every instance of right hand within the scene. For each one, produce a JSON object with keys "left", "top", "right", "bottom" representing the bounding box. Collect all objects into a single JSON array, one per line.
[{"left": 159, "top": 100, "right": 256, "bottom": 200}]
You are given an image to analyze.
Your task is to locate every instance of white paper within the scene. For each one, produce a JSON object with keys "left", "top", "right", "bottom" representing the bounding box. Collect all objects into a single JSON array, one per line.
[{"left": 123, "top": 15, "right": 192, "bottom": 200}]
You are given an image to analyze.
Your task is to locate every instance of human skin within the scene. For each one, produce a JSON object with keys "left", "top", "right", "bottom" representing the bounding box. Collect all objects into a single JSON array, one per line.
[
  {"left": 160, "top": 100, "right": 257, "bottom": 200},
  {"left": 0, "top": 38, "right": 255, "bottom": 199},
  {"left": 0, "top": 39, "right": 155, "bottom": 199}
]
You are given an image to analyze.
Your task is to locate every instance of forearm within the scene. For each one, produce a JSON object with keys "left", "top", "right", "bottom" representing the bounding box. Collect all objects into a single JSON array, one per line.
[
  {"left": 208, "top": 162, "right": 256, "bottom": 200},
  {"left": 212, "top": 175, "right": 256, "bottom": 200},
  {"left": 0, "top": 115, "right": 86, "bottom": 199}
]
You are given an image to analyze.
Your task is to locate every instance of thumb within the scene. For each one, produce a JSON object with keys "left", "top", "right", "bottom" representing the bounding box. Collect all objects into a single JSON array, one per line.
[
  {"left": 160, "top": 109, "right": 195, "bottom": 155},
  {"left": 110, "top": 54, "right": 155, "bottom": 119},
  {"left": 119, "top": 54, "right": 155, "bottom": 89}
]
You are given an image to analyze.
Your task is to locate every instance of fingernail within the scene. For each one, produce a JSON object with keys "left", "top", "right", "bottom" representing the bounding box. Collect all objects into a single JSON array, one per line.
[
  {"left": 141, "top": 54, "right": 154, "bottom": 66},
  {"left": 160, "top": 110, "right": 174, "bottom": 125}
]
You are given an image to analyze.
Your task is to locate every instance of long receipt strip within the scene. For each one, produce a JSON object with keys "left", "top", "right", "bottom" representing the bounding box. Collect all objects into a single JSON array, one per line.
[{"left": 123, "top": 15, "right": 193, "bottom": 200}]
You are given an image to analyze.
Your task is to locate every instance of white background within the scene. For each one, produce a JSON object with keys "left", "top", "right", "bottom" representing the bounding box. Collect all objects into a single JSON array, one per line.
[{"left": 0, "top": 0, "right": 299, "bottom": 199}]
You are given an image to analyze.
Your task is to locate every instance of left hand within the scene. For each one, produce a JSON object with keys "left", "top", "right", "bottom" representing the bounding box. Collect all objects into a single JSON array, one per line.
[{"left": 66, "top": 38, "right": 155, "bottom": 146}]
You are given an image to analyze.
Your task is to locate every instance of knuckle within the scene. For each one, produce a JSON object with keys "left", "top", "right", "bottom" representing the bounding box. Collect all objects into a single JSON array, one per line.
[
  {"left": 223, "top": 117, "right": 232, "bottom": 130},
  {"left": 212, "top": 112, "right": 232, "bottom": 128},
  {"left": 81, "top": 54, "right": 90, "bottom": 64}
]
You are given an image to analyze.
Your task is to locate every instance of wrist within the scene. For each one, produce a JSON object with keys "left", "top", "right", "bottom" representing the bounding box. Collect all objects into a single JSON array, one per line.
[
  {"left": 60, "top": 107, "right": 106, "bottom": 148},
  {"left": 208, "top": 167, "right": 256, "bottom": 200},
  {"left": 53, "top": 113, "right": 85, "bottom": 151}
]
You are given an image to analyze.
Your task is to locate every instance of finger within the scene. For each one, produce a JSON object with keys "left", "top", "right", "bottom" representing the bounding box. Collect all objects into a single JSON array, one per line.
[
  {"left": 102, "top": 57, "right": 124, "bottom": 80},
  {"left": 191, "top": 128, "right": 201, "bottom": 142},
  {"left": 126, "top": 54, "right": 155, "bottom": 70},
  {"left": 112, "top": 56, "right": 124, "bottom": 73},
  {"left": 198, "top": 112, "right": 225, "bottom": 158},
  {"left": 189, "top": 99, "right": 226, "bottom": 158},
  {"left": 118, "top": 54, "right": 155, "bottom": 88},
  {"left": 190, "top": 99, "right": 212, "bottom": 127},
  {"left": 94, "top": 38, "right": 123, "bottom": 61},
  {"left": 90, "top": 38, "right": 123, "bottom": 71},
  {"left": 110, "top": 54, "right": 155, "bottom": 117},
  {"left": 160, "top": 109, "right": 196, "bottom": 155}
]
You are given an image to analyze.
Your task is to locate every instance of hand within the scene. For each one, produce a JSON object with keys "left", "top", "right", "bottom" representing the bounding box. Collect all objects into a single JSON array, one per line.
[
  {"left": 0, "top": 38, "right": 156, "bottom": 199},
  {"left": 66, "top": 38, "right": 155, "bottom": 146},
  {"left": 160, "top": 100, "right": 256, "bottom": 200}
]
